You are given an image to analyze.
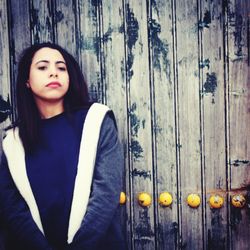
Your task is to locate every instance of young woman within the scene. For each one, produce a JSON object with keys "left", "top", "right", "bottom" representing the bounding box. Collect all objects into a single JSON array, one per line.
[{"left": 0, "top": 43, "right": 126, "bottom": 250}]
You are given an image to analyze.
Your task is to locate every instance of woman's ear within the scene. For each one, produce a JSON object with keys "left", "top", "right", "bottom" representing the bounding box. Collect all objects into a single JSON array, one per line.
[{"left": 26, "top": 81, "right": 30, "bottom": 88}]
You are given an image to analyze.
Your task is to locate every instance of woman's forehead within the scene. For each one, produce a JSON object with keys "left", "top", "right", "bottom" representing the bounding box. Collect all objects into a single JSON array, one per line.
[{"left": 32, "top": 47, "right": 65, "bottom": 63}]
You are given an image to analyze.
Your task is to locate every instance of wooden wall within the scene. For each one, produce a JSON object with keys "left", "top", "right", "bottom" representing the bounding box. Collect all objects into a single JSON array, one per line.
[{"left": 0, "top": 0, "right": 249, "bottom": 249}]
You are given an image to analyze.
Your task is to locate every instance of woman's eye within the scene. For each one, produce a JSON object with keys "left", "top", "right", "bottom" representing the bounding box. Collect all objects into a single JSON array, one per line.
[
  {"left": 58, "top": 67, "right": 66, "bottom": 71},
  {"left": 37, "top": 66, "right": 47, "bottom": 70}
]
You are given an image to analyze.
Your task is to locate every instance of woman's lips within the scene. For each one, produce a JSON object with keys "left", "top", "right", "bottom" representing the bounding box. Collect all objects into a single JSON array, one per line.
[{"left": 46, "top": 81, "right": 62, "bottom": 88}]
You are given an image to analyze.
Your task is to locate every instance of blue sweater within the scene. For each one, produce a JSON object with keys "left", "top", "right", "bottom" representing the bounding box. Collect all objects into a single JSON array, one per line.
[{"left": 0, "top": 107, "right": 126, "bottom": 250}]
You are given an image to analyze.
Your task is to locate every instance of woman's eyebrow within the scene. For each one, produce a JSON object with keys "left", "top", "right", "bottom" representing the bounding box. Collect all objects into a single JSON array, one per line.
[{"left": 35, "top": 60, "right": 66, "bottom": 65}]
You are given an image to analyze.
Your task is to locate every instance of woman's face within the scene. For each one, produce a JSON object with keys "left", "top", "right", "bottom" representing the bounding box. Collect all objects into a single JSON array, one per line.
[{"left": 27, "top": 47, "right": 70, "bottom": 106}]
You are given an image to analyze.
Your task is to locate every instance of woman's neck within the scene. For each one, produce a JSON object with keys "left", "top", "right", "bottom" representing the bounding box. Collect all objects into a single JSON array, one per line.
[{"left": 35, "top": 99, "right": 65, "bottom": 119}]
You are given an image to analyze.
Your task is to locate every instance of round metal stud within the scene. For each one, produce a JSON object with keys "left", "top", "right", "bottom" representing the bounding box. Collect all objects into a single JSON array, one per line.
[
  {"left": 231, "top": 194, "right": 246, "bottom": 208},
  {"left": 120, "top": 192, "right": 126, "bottom": 205},
  {"left": 209, "top": 194, "right": 224, "bottom": 208},
  {"left": 138, "top": 192, "right": 152, "bottom": 207},
  {"left": 159, "top": 192, "right": 173, "bottom": 207},
  {"left": 187, "top": 194, "right": 201, "bottom": 208}
]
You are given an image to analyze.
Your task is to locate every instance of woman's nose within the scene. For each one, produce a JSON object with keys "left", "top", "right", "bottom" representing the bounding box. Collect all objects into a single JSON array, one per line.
[{"left": 49, "top": 66, "right": 58, "bottom": 77}]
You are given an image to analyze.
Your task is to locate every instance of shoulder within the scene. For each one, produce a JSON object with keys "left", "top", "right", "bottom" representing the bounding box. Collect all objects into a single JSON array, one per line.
[
  {"left": 88, "top": 103, "right": 117, "bottom": 130},
  {"left": 2, "top": 127, "right": 17, "bottom": 141}
]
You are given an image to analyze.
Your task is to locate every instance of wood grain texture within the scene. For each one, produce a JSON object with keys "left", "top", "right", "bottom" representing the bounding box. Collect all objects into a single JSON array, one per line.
[
  {"left": 30, "top": 0, "right": 54, "bottom": 43},
  {"left": 78, "top": 0, "right": 103, "bottom": 102},
  {"left": 55, "top": 0, "right": 78, "bottom": 58},
  {"left": 0, "top": 1, "right": 249, "bottom": 249},
  {"left": 8, "top": 0, "right": 31, "bottom": 119},
  {"left": 175, "top": 0, "right": 203, "bottom": 249},
  {"left": 124, "top": 1, "right": 155, "bottom": 249},
  {"left": 227, "top": 1, "right": 250, "bottom": 249},
  {"left": 100, "top": 0, "right": 130, "bottom": 247},
  {"left": 199, "top": 0, "right": 228, "bottom": 249},
  {"left": 0, "top": 0, "right": 11, "bottom": 151},
  {"left": 148, "top": 0, "right": 179, "bottom": 249}
]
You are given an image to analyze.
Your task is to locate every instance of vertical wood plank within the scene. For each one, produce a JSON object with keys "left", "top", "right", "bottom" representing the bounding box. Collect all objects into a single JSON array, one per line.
[
  {"left": 175, "top": 0, "right": 203, "bottom": 249},
  {"left": 8, "top": 0, "right": 31, "bottom": 118},
  {"left": 54, "top": 0, "right": 78, "bottom": 58},
  {"left": 30, "top": 0, "right": 54, "bottom": 43},
  {"left": 124, "top": 1, "right": 155, "bottom": 249},
  {"left": 0, "top": 0, "right": 11, "bottom": 151},
  {"left": 148, "top": 0, "right": 179, "bottom": 249},
  {"left": 199, "top": 0, "right": 229, "bottom": 249},
  {"left": 100, "top": 0, "right": 130, "bottom": 247},
  {"left": 227, "top": 0, "right": 250, "bottom": 249},
  {"left": 78, "top": 0, "right": 102, "bottom": 102}
]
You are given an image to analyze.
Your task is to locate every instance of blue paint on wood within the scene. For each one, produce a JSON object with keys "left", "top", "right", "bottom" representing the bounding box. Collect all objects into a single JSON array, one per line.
[
  {"left": 55, "top": 10, "right": 64, "bottom": 23},
  {"left": 102, "top": 27, "right": 113, "bottom": 43},
  {"left": 30, "top": 8, "right": 39, "bottom": 29},
  {"left": 231, "top": 206, "right": 243, "bottom": 228},
  {"left": 203, "top": 72, "right": 217, "bottom": 95},
  {"left": 135, "top": 210, "right": 154, "bottom": 246},
  {"left": 130, "top": 139, "right": 143, "bottom": 160},
  {"left": 119, "top": 24, "right": 125, "bottom": 33},
  {"left": 91, "top": 0, "right": 99, "bottom": 7},
  {"left": 132, "top": 168, "right": 151, "bottom": 180},
  {"left": 126, "top": 4, "right": 139, "bottom": 80},
  {"left": 149, "top": 19, "right": 171, "bottom": 80},
  {"left": 199, "top": 59, "right": 210, "bottom": 69},
  {"left": 199, "top": 10, "right": 211, "bottom": 30},
  {"left": 230, "top": 159, "right": 250, "bottom": 167},
  {"left": 228, "top": 8, "right": 244, "bottom": 58},
  {"left": 209, "top": 210, "right": 227, "bottom": 249},
  {"left": 129, "top": 103, "right": 140, "bottom": 137}
]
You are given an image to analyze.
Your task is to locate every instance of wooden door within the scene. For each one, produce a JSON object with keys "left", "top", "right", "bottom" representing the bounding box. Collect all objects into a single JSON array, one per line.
[{"left": 0, "top": 0, "right": 249, "bottom": 249}]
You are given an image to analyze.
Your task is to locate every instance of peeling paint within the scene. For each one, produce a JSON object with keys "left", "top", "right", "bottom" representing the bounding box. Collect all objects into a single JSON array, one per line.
[
  {"left": 102, "top": 27, "right": 113, "bottom": 43},
  {"left": 80, "top": 35, "right": 100, "bottom": 58},
  {"left": 132, "top": 168, "right": 151, "bottom": 180},
  {"left": 230, "top": 159, "right": 250, "bottom": 167},
  {"left": 151, "top": 0, "right": 159, "bottom": 19},
  {"left": 129, "top": 103, "right": 140, "bottom": 137},
  {"left": 203, "top": 72, "right": 217, "bottom": 95},
  {"left": 199, "top": 59, "right": 210, "bottom": 69},
  {"left": 0, "top": 96, "right": 11, "bottom": 123},
  {"left": 228, "top": 6, "right": 245, "bottom": 58},
  {"left": 149, "top": 19, "right": 171, "bottom": 80},
  {"left": 135, "top": 210, "right": 154, "bottom": 246},
  {"left": 91, "top": 0, "right": 99, "bottom": 7},
  {"left": 130, "top": 139, "right": 143, "bottom": 159},
  {"left": 46, "top": 16, "right": 52, "bottom": 31},
  {"left": 55, "top": 10, "right": 64, "bottom": 23},
  {"left": 119, "top": 23, "right": 125, "bottom": 33},
  {"left": 30, "top": 8, "right": 39, "bottom": 30},
  {"left": 231, "top": 206, "right": 243, "bottom": 228},
  {"left": 207, "top": 210, "right": 226, "bottom": 250},
  {"left": 126, "top": 4, "right": 139, "bottom": 80},
  {"left": 199, "top": 10, "right": 211, "bottom": 30}
]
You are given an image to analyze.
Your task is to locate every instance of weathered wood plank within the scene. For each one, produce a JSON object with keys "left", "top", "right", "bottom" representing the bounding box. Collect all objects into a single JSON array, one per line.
[
  {"left": 8, "top": 0, "right": 31, "bottom": 118},
  {"left": 0, "top": 0, "right": 11, "bottom": 152},
  {"left": 199, "top": 0, "right": 228, "bottom": 249},
  {"left": 100, "top": 0, "right": 130, "bottom": 247},
  {"left": 124, "top": 1, "right": 155, "bottom": 249},
  {"left": 30, "top": 0, "right": 54, "bottom": 43},
  {"left": 54, "top": 0, "right": 78, "bottom": 59},
  {"left": 148, "top": 0, "right": 178, "bottom": 249},
  {"left": 227, "top": 0, "right": 250, "bottom": 249},
  {"left": 78, "top": 0, "right": 102, "bottom": 102},
  {"left": 175, "top": 0, "right": 203, "bottom": 249}
]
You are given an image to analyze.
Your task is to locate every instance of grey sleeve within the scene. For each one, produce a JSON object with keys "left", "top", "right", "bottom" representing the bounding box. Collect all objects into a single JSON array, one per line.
[{"left": 69, "top": 112, "right": 124, "bottom": 249}]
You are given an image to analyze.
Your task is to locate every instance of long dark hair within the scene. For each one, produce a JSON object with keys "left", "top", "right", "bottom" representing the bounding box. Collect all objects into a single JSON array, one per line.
[{"left": 15, "top": 42, "right": 89, "bottom": 153}]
